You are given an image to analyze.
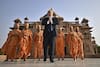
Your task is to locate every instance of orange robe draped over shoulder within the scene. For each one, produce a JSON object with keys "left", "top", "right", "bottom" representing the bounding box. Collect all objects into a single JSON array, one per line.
[
  {"left": 56, "top": 32, "right": 65, "bottom": 58},
  {"left": 66, "top": 32, "right": 79, "bottom": 58},
  {"left": 77, "top": 32, "right": 84, "bottom": 58},
  {"left": 33, "top": 31, "right": 43, "bottom": 59},
  {"left": 1, "top": 30, "right": 21, "bottom": 60},
  {"left": 18, "top": 29, "right": 32, "bottom": 59}
]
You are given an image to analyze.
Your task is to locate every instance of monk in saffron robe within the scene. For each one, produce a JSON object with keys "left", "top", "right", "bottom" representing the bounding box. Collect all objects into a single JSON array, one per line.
[
  {"left": 1, "top": 18, "right": 21, "bottom": 61},
  {"left": 76, "top": 27, "right": 84, "bottom": 60},
  {"left": 56, "top": 27, "right": 65, "bottom": 60},
  {"left": 18, "top": 18, "right": 32, "bottom": 61},
  {"left": 66, "top": 26, "right": 79, "bottom": 62},
  {"left": 33, "top": 25, "right": 43, "bottom": 60}
]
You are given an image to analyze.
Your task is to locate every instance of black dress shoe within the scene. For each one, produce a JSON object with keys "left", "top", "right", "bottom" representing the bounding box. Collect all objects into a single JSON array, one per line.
[
  {"left": 50, "top": 60, "right": 54, "bottom": 63},
  {"left": 43, "top": 59, "right": 47, "bottom": 62}
]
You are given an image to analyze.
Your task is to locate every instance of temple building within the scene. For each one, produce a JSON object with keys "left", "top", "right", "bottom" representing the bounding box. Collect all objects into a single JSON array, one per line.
[{"left": 10, "top": 9, "right": 97, "bottom": 57}]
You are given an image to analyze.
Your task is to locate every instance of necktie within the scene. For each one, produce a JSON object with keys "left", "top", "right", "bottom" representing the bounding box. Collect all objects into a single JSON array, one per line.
[{"left": 49, "top": 17, "right": 53, "bottom": 31}]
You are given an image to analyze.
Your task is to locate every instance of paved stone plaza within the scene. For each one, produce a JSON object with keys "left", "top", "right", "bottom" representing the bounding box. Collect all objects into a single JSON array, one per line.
[{"left": 0, "top": 58, "right": 100, "bottom": 67}]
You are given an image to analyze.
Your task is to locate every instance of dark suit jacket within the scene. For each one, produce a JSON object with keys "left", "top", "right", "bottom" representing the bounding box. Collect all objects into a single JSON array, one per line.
[{"left": 41, "top": 17, "right": 59, "bottom": 37}]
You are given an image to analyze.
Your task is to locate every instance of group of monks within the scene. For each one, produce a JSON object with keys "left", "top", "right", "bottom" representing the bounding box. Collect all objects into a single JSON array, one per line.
[
  {"left": 1, "top": 18, "right": 84, "bottom": 62},
  {"left": 1, "top": 18, "right": 33, "bottom": 61},
  {"left": 66, "top": 26, "right": 84, "bottom": 62},
  {"left": 56, "top": 26, "right": 84, "bottom": 62}
]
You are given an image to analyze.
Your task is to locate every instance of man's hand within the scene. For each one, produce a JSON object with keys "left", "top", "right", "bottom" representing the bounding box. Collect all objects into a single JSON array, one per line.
[{"left": 47, "top": 17, "right": 53, "bottom": 24}]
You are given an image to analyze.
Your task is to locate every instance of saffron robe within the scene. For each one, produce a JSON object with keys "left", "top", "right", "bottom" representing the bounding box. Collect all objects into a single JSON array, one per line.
[
  {"left": 1, "top": 30, "right": 21, "bottom": 60},
  {"left": 33, "top": 31, "right": 43, "bottom": 59},
  {"left": 18, "top": 29, "right": 32, "bottom": 59},
  {"left": 56, "top": 32, "right": 65, "bottom": 58}
]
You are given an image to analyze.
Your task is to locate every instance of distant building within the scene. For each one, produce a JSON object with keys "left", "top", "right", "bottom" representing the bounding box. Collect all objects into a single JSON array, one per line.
[{"left": 10, "top": 9, "right": 97, "bottom": 57}]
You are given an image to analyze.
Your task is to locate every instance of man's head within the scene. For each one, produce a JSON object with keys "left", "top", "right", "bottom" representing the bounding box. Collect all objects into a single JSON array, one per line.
[
  {"left": 36, "top": 25, "right": 41, "bottom": 32},
  {"left": 24, "top": 22, "right": 29, "bottom": 29},
  {"left": 47, "top": 8, "right": 53, "bottom": 17},
  {"left": 14, "top": 18, "right": 21, "bottom": 29},
  {"left": 14, "top": 18, "right": 21, "bottom": 23},
  {"left": 24, "top": 17, "right": 29, "bottom": 23},
  {"left": 24, "top": 17, "right": 29, "bottom": 29},
  {"left": 13, "top": 23, "right": 20, "bottom": 29},
  {"left": 58, "top": 27, "right": 63, "bottom": 33}
]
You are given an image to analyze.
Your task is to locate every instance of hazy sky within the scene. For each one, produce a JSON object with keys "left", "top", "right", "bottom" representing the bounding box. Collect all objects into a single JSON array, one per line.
[{"left": 0, "top": 0, "right": 100, "bottom": 47}]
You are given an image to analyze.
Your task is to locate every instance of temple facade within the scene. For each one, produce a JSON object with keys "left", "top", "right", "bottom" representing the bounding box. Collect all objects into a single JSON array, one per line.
[{"left": 10, "top": 9, "right": 97, "bottom": 57}]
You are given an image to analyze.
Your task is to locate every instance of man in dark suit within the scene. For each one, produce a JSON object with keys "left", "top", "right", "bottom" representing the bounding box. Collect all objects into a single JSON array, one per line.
[{"left": 41, "top": 9, "right": 59, "bottom": 63}]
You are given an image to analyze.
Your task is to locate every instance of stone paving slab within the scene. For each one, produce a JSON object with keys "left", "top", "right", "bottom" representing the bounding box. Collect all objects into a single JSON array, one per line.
[
  {"left": 0, "top": 58, "right": 100, "bottom": 67},
  {"left": 0, "top": 55, "right": 6, "bottom": 61}
]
